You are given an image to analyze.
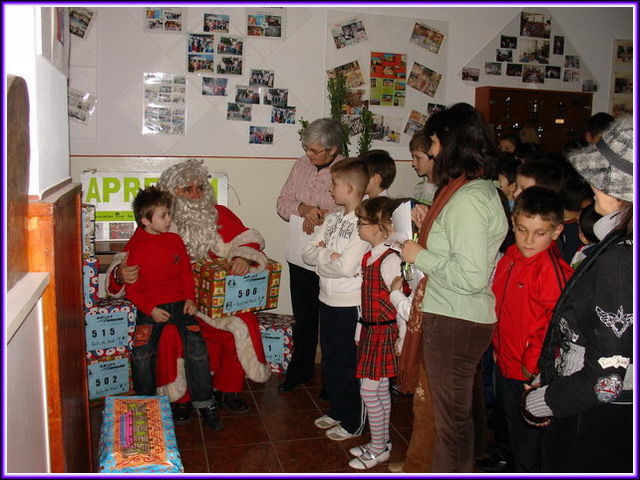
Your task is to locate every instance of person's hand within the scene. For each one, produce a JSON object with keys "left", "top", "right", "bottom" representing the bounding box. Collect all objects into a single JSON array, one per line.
[
  {"left": 318, "top": 240, "right": 326, "bottom": 248},
  {"left": 183, "top": 299, "right": 198, "bottom": 315},
  {"left": 330, "top": 252, "right": 342, "bottom": 261},
  {"left": 119, "top": 255, "right": 140, "bottom": 284},
  {"left": 151, "top": 307, "right": 170, "bottom": 323},
  {"left": 521, "top": 365, "right": 535, "bottom": 382},
  {"left": 411, "top": 204, "right": 429, "bottom": 228},
  {"left": 391, "top": 275, "right": 404, "bottom": 292},
  {"left": 400, "top": 240, "right": 423, "bottom": 264},
  {"left": 521, "top": 383, "right": 551, "bottom": 427},
  {"left": 229, "top": 257, "right": 251, "bottom": 276},
  {"left": 299, "top": 203, "right": 326, "bottom": 233}
]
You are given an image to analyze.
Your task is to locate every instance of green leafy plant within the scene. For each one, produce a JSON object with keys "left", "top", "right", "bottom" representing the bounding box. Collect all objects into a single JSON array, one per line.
[
  {"left": 327, "top": 71, "right": 351, "bottom": 157},
  {"left": 297, "top": 117, "right": 309, "bottom": 142},
  {"left": 358, "top": 107, "right": 374, "bottom": 156}
]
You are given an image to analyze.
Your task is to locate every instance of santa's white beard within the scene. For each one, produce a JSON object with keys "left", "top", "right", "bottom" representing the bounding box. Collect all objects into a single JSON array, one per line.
[{"left": 172, "top": 194, "right": 220, "bottom": 260}]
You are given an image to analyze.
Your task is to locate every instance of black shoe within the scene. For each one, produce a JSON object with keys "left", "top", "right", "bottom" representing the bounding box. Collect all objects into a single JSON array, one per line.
[
  {"left": 278, "top": 379, "right": 300, "bottom": 392},
  {"left": 219, "top": 392, "right": 250, "bottom": 414},
  {"left": 171, "top": 402, "right": 192, "bottom": 424},
  {"left": 475, "top": 452, "right": 508, "bottom": 473},
  {"left": 198, "top": 405, "right": 223, "bottom": 431}
]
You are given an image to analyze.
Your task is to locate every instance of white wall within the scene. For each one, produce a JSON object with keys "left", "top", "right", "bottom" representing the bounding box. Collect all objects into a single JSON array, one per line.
[
  {"left": 68, "top": 5, "right": 633, "bottom": 314},
  {"left": 4, "top": 5, "right": 71, "bottom": 196}
]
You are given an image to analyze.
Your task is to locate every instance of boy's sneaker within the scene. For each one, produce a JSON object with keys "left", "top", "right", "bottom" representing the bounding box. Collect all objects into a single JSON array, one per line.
[
  {"left": 215, "top": 391, "right": 250, "bottom": 414},
  {"left": 314, "top": 414, "right": 340, "bottom": 429},
  {"left": 349, "top": 440, "right": 392, "bottom": 457},
  {"left": 325, "top": 424, "right": 359, "bottom": 441},
  {"left": 348, "top": 447, "right": 391, "bottom": 469},
  {"left": 198, "top": 405, "right": 223, "bottom": 431},
  {"left": 170, "top": 402, "right": 192, "bottom": 424}
]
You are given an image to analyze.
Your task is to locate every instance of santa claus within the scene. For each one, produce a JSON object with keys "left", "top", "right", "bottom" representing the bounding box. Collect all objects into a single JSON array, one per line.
[{"left": 107, "top": 159, "right": 271, "bottom": 424}]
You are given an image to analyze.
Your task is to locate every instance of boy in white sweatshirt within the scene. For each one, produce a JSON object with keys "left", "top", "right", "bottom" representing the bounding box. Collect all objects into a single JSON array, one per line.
[{"left": 302, "top": 159, "right": 370, "bottom": 441}]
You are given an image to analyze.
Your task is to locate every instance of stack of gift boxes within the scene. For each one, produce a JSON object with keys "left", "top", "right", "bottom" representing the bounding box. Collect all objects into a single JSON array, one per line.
[{"left": 82, "top": 204, "right": 135, "bottom": 401}]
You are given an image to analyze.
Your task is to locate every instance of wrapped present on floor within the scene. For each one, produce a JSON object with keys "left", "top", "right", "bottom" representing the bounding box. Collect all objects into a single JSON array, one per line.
[
  {"left": 99, "top": 396, "right": 183, "bottom": 473},
  {"left": 87, "top": 353, "right": 132, "bottom": 401},
  {"left": 85, "top": 298, "right": 136, "bottom": 360},
  {"left": 82, "top": 256, "right": 100, "bottom": 311},
  {"left": 81, "top": 203, "right": 96, "bottom": 259},
  {"left": 257, "top": 312, "right": 294, "bottom": 373},
  {"left": 193, "top": 258, "right": 281, "bottom": 319}
]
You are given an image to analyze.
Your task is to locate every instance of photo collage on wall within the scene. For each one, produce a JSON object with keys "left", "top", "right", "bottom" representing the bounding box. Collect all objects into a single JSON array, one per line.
[
  {"left": 144, "top": 7, "right": 183, "bottom": 32},
  {"left": 610, "top": 39, "right": 633, "bottom": 117},
  {"left": 68, "top": 88, "right": 97, "bottom": 124},
  {"left": 460, "top": 9, "right": 598, "bottom": 92},
  {"left": 69, "top": 7, "right": 95, "bottom": 38},
  {"left": 326, "top": 12, "right": 447, "bottom": 147},
  {"left": 246, "top": 8, "right": 285, "bottom": 38},
  {"left": 142, "top": 73, "right": 186, "bottom": 135}
]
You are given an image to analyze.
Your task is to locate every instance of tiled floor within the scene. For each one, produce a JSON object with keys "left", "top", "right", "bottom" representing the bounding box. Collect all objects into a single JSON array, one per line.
[{"left": 90, "top": 366, "right": 415, "bottom": 473}]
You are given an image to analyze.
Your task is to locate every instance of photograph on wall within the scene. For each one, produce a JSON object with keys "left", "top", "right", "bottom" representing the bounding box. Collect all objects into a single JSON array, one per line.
[
  {"left": 371, "top": 114, "right": 402, "bottom": 143},
  {"left": 144, "top": 8, "right": 183, "bottom": 32},
  {"left": 404, "top": 109, "right": 427, "bottom": 136},
  {"left": 249, "top": 126, "right": 274, "bottom": 144},
  {"left": 68, "top": 88, "right": 97, "bottom": 124},
  {"left": 496, "top": 49, "right": 513, "bottom": 62},
  {"left": 142, "top": 73, "right": 186, "bottom": 135},
  {"left": 370, "top": 52, "right": 407, "bottom": 106},
  {"left": 523, "top": 65, "right": 545, "bottom": 83},
  {"left": 614, "top": 39, "right": 633, "bottom": 64},
  {"left": 227, "top": 103, "right": 252, "bottom": 121},
  {"left": 613, "top": 71, "right": 633, "bottom": 94},
  {"left": 344, "top": 114, "right": 364, "bottom": 136},
  {"left": 250, "top": 69, "right": 275, "bottom": 87},
  {"left": 188, "top": 33, "right": 214, "bottom": 53},
  {"left": 564, "top": 55, "right": 580, "bottom": 69},
  {"left": 582, "top": 79, "right": 597, "bottom": 92},
  {"left": 69, "top": 7, "right": 95, "bottom": 39},
  {"left": 327, "top": 61, "right": 366, "bottom": 89},
  {"left": 500, "top": 35, "right": 517, "bottom": 49},
  {"left": 247, "top": 9, "right": 284, "bottom": 38},
  {"left": 409, "top": 22, "right": 444, "bottom": 54},
  {"left": 553, "top": 35, "right": 564, "bottom": 55},
  {"left": 188, "top": 54, "right": 214, "bottom": 73},
  {"left": 235, "top": 85, "right": 261, "bottom": 104},
  {"left": 217, "top": 36, "right": 243, "bottom": 55},
  {"left": 520, "top": 11, "right": 551, "bottom": 39},
  {"left": 544, "top": 66, "right": 561, "bottom": 79},
  {"left": 217, "top": 55, "right": 242, "bottom": 75},
  {"left": 427, "top": 102, "right": 445, "bottom": 116},
  {"left": 204, "top": 13, "right": 229, "bottom": 33},
  {"left": 563, "top": 69, "right": 579, "bottom": 82},
  {"left": 331, "top": 17, "right": 367, "bottom": 49},
  {"left": 342, "top": 90, "right": 368, "bottom": 116},
  {"left": 271, "top": 106, "right": 296, "bottom": 124},
  {"left": 518, "top": 38, "right": 550, "bottom": 64},
  {"left": 262, "top": 88, "right": 288, "bottom": 107},
  {"left": 611, "top": 94, "right": 632, "bottom": 116},
  {"left": 461, "top": 67, "right": 480, "bottom": 82},
  {"left": 202, "top": 77, "right": 227, "bottom": 96},
  {"left": 485, "top": 62, "right": 502, "bottom": 76},
  {"left": 407, "top": 61, "right": 442, "bottom": 98},
  {"left": 506, "top": 63, "right": 523, "bottom": 77}
]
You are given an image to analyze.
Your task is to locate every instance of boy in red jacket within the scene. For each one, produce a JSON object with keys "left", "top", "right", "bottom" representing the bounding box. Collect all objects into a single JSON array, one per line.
[
  {"left": 125, "top": 185, "right": 222, "bottom": 430},
  {"left": 491, "top": 186, "right": 573, "bottom": 472}
]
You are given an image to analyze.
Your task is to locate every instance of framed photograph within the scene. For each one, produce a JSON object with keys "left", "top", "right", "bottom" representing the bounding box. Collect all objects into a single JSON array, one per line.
[
  {"left": 522, "top": 65, "right": 545, "bottom": 84},
  {"left": 500, "top": 35, "right": 517, "bottom": 49},
  {"left": 485, "top": 62, "right": 502, "bottom": 76},
  {"left": 506, "top": 63, "right": 523, "bottom": 77},
  {"left": 409, "top": 22, "right": 444, "bottom": 54},
  {"left": 204, "top": 13, "right": 229, "bottom": 33},
  {"left": 544, "top": 66, "right": 562, "bottom": 79},
  {"left": 520, "top": 11, "right": 551, "bottom": 39},
  {"left": 518, "top": 38, "right": 549, "bottom": 64},
  {"left": 249, "top": 126, "right": 274, "bottom": 144}
]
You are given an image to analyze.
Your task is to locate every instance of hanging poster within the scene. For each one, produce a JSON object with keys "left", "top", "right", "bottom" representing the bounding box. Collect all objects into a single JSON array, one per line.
[
  {"left": 407, "top": 62, "right": 442, "bottom": 98},
  {"left": 369, "top": 52, "right": 407, "bottom": 107},
  {"left": 142, "top": 73, "right": 186, "bottom": 135},
  {"left": 331, "top": 17, "right": 367, "bottom": 49},
  {"left": 247, "top": 8, "right": 285, "bottom": 39},
  {"left": 68, "top": 88, "right": 97, "bottom": 124},
  {"left": 144, "top": 8, "right": 183, "bottom": 32}
]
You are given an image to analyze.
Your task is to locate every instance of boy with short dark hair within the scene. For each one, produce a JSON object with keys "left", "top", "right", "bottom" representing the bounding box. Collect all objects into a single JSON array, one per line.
[
  {"left": 491, "top": 186, "right": 574, "bottom": 472},
  {"left": 513, "top": 159, "right": 564, "bottom": 199},
  {"left": 302, "top": 159, "right": 370, "bottom": 441},
  {"left": 125, "top": 185, "right": 222, "bottom": 430},
  {"left": 359, "top": 149, "right": 396, "bottom": 198}
]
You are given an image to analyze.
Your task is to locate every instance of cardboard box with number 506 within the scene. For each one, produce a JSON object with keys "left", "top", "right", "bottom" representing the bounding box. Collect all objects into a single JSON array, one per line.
[{"left": 192, "top": 258, "right": 281, "bottom": 318}]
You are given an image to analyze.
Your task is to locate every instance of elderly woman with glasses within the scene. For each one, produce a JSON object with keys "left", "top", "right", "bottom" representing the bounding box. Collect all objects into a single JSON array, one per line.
[{"left": 276, "top": 118, "right": 345, "bottom": 393}]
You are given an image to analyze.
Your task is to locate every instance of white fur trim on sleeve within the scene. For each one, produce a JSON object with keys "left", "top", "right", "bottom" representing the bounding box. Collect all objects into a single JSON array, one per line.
[
  {"left": 156, "top": 358, "right": 188, "bottom": 403},
  {"left": 105, "top": 251, "right": 127, "bottom": 298}
]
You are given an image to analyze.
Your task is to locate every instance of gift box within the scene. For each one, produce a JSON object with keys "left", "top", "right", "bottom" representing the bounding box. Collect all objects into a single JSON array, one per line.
[
  {"left": 87, "top": 354, "right": 132, "bottom": 400},
  {"left": 257, "top": 312, "right": 294, "bottom": 373},
  {"left": 81, "top": 203, "right": 96, "bottom": 259},
  {"left": 82, "top": 256, "right": 100, "bottom": 311},
  {"left": 193, "top": 258, "right": 281, "bottom": 318},
  {"left": 99, "top": 396, "right": 183, "bottom": 473},
  {"left": 85, "top": 298, "right": 136, "bottom": 360}
]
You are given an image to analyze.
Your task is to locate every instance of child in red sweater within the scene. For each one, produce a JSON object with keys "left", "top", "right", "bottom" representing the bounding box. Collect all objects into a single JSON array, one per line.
[
  {"left": 491, "top": 186, "right": 573, "bottom": 472},
  {"left": 125, "top": 185, "right": 222, "bottom": 430}
]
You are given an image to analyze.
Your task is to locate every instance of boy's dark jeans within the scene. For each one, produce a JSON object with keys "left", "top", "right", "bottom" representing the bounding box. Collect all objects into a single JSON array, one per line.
[{"left": 132, "top": 301, "right": 214, "bottom": 409}]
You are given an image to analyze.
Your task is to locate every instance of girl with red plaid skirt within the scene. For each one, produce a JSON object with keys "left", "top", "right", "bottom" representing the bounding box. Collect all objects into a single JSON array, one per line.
[{"left": 349, "top": 196, "right": 404, "bottom": 470}]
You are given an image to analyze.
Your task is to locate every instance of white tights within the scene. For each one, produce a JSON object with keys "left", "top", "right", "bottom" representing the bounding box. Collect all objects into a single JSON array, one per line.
[{"left": 360, "top": 377, "right": 391, "bottom": 455}]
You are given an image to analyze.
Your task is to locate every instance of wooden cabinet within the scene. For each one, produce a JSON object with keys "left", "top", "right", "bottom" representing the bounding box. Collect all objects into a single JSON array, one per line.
[{"left": 475, "top": 86, "right": 593, "bottom": 153}]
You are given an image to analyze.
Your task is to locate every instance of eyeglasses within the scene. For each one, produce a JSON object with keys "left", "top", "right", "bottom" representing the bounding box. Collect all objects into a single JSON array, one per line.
[{"left": 302, "top": 144, "right": 327, "bottom": 156}]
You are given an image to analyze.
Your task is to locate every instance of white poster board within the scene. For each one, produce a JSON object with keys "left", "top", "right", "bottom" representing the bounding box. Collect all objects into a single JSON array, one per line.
[{"left": 80, "top": 171, "right": 228, "bottom": 241}]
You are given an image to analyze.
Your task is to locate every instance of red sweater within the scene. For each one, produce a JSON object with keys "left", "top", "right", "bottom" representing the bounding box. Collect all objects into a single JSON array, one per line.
[
  {"left": 123, "top": 228, "right": 196, "bottom": 316},
  {"left": 492, "top": 244, "right": 573, "bottom": 380}
]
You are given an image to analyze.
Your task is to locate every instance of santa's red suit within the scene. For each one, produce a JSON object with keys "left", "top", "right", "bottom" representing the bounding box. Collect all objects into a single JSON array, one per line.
[{"left": 107, "top": 204, "right": 271, "bottom": 402}]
